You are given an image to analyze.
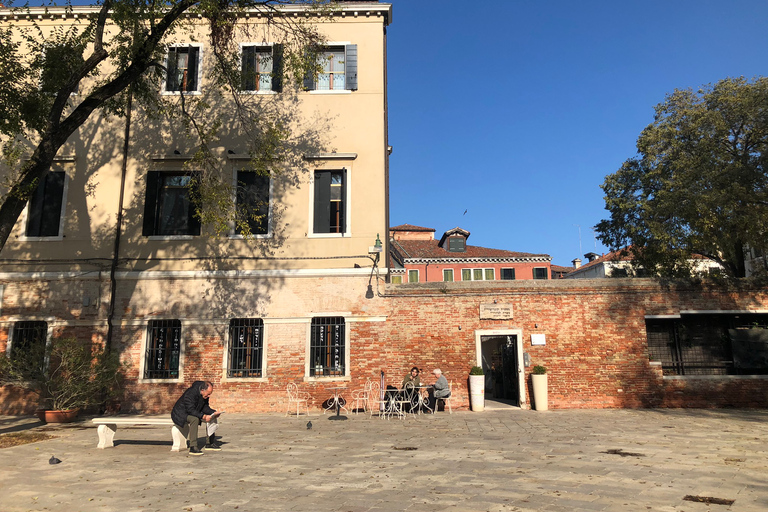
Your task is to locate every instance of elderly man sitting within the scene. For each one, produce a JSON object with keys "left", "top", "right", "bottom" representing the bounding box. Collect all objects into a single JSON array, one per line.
[{"left": 429, "top": 368, "right": 451, "bottom": 412}]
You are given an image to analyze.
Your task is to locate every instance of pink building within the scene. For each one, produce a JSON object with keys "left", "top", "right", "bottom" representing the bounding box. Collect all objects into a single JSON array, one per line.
[{"left": 389, "top": 224, "right": 552, "bottom": 283}]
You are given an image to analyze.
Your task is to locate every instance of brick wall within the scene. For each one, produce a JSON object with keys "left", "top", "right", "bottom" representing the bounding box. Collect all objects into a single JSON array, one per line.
[{"left": 2, "top": 276, "right": 768, "bottom": 414}]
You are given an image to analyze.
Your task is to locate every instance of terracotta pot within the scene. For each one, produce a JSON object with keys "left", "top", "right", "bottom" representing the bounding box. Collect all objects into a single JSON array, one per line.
[{"left": 37, "top": 409, "right": 80, "bottom": 423}]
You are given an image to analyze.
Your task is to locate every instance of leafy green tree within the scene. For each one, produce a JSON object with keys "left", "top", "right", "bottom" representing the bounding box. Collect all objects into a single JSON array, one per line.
[
  {"left": 596, "top": 77, "right": 768, "bottom": 278},
  {"left": 0, "top": 0, "right": 330, "bottom": 252}
]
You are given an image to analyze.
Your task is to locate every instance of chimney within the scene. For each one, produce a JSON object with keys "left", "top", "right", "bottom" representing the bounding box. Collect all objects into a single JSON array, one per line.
[{"left": 572, "top": 258, "right": 582, "bottom": 269}]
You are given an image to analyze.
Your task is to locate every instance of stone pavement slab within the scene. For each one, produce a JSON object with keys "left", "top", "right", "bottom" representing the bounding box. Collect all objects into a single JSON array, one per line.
[{"left": 1, "top": 408, "right": 766, "bottom": 512}]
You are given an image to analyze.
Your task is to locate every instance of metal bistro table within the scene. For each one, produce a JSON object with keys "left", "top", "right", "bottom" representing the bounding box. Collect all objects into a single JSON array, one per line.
[
  {"left": 414, "top": 385, "right": 433, "bottom": 414},
  {"left": 324, "top": 385, "right": 350, "bottom": 415}
]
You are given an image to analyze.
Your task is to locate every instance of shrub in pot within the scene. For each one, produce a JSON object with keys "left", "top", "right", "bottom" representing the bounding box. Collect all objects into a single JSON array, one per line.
[
  {"left": 468, "top": 365, "right": 485, "bottom": 411},
  {"left": 531, "top": 365, "right": 548, "bottom": 411},
  {"left": 0, "top": 337, "right": 127, "bottom": 420}
]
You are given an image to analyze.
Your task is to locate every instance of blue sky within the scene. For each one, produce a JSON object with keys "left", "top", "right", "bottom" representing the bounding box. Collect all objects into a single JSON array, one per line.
[{"left": 386, "top": 1, "right": 768, "bottom": 266}]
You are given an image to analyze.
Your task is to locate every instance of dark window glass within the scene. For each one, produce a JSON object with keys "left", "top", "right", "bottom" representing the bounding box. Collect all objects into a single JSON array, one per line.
[
  {"left": 166, "top": 46, "right": 199, "bottom": 92},
  {"left": 236, "top": 171, "right": 270, "bottom": 235},
  {"left": 144, "top": 320, "right": 182, "bottom": 379},
  {"left": 533, "top": 268, "right": 548, "bottom": 280},
  {"left": 310, "top": 317, "right": 345, "bottom": 377},
  {"left": 142, "top": 172, "right": 201, "bottom": 236},
  {"left": 228, "top": 318, "right": 264, "bottom": 378},
  {"left": 313, "top": 170, "right": 346, "bottom": 234},
  {"left": 501, "top": 268, "right": 516, "bottom": 280},
  {"left": 241, "top": 46, "right": 282, "bottom": 92},
  {"left": 26, "top": 171, "right": 65, "bottom": 237}
]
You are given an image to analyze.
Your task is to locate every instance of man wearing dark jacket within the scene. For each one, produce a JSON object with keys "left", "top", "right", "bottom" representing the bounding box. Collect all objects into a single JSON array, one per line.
[{"left": 171, "top": 380, "right": 222, "bottom": 455}]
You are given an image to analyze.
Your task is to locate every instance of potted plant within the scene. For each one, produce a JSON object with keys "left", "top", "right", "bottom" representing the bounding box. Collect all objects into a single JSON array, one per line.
[
  {"left": 0, "top": 337, "right": 126, "bottom": 422},
  {"left": 468, "top": 365, "right": 485, "bottom": 411},
  {"left": 531, "top": 365, "right": 548, "bottom": 411}
]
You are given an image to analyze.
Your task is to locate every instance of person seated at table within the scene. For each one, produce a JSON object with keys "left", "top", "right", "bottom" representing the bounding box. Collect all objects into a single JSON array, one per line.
[
  {"left": 429, "top": 368, "right": 451, "bottom": 412},
  {"left": 401, "top": 366, "right": 421, "bottom": 389},
  {"left": 400, "top": 367, "right": 421, "bottom": 412}
]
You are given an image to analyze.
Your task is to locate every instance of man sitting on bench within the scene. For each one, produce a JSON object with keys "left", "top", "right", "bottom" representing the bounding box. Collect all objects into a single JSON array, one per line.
[{"left": 171, "top": 380, "right": 223, "bottom": 456}]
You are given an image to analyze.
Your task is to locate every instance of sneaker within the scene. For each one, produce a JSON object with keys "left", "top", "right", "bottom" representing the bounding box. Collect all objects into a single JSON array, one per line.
[
  {"left": 204, "top": 442, "right": 222, "bottom": 451},
  {"left": 189, "top": 447, "right": 204, "bottom": 456}
]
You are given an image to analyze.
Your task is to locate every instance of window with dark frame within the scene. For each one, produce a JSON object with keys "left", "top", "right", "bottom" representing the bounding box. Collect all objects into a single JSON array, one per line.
[
  {"left": 235, "top": 171, "right": 270, "bottom": 235},
  {"left": 303, "top": 44, "right": 358, "bottom": 91},
  {"left": 646, "top": 314, "right": 768, "bottom": 376},
  {"left": 10, "top": 321, "right": 47, "bottom": 368},
  {"left": 142, "top": 172, "right": 201, "bottom": 236},
  {"left": 533, "top": 267, "right": 548, "bottom": 280},
  {"left": 228, "top": 318, "right": 264, "bottom": 378},
  {"left": 501, "top": 268, "right": 516, "bottom": 280},
  {"left": 313, "top": 170, "right": 346, "bottom": 234},
  {"left": 26, "top": 171, "right": 65, "bottom": 237},
  {"left": 144, "top": 320, "right": 182, "bottom": 379},
  {"left": 448, "top": 237, "right": 465, "bottom": 252},
  {"left": 241, "top": 45, "right": 283, "bottom": 92},
  {"left": 166, "top": 46, "right": 200, "bottom": 92},
  {"left": 310, "top": 317, "right": 345, "bottom": 377}
]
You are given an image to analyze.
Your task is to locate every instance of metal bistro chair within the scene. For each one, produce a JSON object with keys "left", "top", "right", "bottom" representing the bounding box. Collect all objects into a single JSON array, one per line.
[
  {"left": 368, "top": 381, "right": 386, "bottom": 419},
  {"left": 351, "top": 379, "right": 373, "bottom": 414},
  {"left": 286, "top": 382, "right": 311, "bottom": 417}
]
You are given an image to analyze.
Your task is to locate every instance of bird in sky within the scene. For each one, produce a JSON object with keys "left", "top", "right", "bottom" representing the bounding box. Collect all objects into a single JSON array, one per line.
[{"left": 463, "top": 209, "right": 467, "bottom": 215}]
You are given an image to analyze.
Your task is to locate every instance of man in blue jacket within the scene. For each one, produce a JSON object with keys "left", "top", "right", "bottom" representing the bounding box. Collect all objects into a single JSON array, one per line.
[{"left": 171, "top": 380, "right": 222, "bottom": 456}]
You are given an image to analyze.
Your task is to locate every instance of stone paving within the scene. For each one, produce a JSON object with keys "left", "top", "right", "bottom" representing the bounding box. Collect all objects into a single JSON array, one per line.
[{"left": 1, "top": 407, "right": 767, "bottom": 512}]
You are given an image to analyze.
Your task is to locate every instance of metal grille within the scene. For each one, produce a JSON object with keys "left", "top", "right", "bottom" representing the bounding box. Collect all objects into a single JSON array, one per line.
[
  {"left": 144, "top": 320, "right": 181, "bottom": 379},
  {"left": 11, "top": 321, "right": 47, "bottom": 361},
  {"left": 228, "top": 318, "right": 263, "bottom": 378},
  {"left": 310, "top": 317, "right": 345, "bottom": 377}
]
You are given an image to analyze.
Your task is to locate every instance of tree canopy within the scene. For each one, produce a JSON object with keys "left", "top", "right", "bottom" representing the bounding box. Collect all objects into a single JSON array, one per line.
[
  {"left": 596, "top": 77, "right": 768, "bottom": 279},
  {"left": 0, "top": 0, "right": 331, "bottom": 253}
]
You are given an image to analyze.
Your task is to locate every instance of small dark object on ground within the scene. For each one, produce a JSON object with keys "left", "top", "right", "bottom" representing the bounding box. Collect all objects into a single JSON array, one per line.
[
  {"left": 307, "top": 421, "right": 312, "bottom": 430},
  {"left": 603, "top": 448, "right": 645, "bottom": 457},
  {"left": 683, "top": 495, "right": 735, "bottom": 506},
  {"left": 392, "top": 446, "right": 418, "bottom": 451},
  {"left": 49, "top": 455, "right": 62, "bottom": 464}
]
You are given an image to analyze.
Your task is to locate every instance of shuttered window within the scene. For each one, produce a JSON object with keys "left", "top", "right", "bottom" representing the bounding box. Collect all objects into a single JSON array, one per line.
[
  {"left": 241, "top": 45, "right": 283, "bottom": 92},
  {"left": 313, "top": 170, "right": 346, "bottom": 234},
  {"left": 166, "top": 46, "right": 200, "bottom": 92},
  {"left": 142, "top": 171, "right": 201, "bottom": 236},
  {"left": 235, "top": 171, "right": 270, "bottom": 236},
  {"left": 303, "top": 44, "right": 358, "bottom": 91}
]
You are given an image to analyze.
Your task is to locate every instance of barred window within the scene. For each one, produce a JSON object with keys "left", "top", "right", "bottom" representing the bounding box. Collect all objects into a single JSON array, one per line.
[
  {"left": 10, "top": 321, "right": 48, "bottom": 366},
  {"left": 228, "top": 318, "right": 264, "bottom": 378},
  {"left": 144, "top": 320, "right": 181, "bottom": 379},
  {"left": 310, "top": 317, "right": 345, "bottom": 377}
]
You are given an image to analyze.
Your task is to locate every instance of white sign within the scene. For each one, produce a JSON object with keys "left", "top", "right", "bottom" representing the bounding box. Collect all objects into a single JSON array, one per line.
[
  {"left": 479, "top": 304, "right": 514, "bottom": 320},
  {"left": 531, "top": 333, "right": 546, "bottom": 346}
]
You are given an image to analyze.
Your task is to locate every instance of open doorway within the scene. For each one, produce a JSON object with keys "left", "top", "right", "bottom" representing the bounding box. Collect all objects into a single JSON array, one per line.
[{"left": 476, "top": 330, "right": 524, "bottom": 408}]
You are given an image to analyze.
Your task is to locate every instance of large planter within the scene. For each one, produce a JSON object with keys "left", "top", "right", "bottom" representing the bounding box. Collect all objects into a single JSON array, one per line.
[
  {"left": 469, "top": 374, "right": 485, "bottom": 411},
  {"left": 531, "top": 374, "right": 548, "bottom": 411},
  {"left": 37, "top": 409, "right": 80, "bottom": 423}
]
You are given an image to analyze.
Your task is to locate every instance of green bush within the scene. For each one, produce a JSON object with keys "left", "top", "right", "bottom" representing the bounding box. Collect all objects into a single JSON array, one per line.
[
  {"left": 0, "top": 337, "right": 127, "bottom": 411},
  {"left": 532, "top": 365, "right": 547, "bottom": 375},
  {"left": 469, "top": 365, "right": 484, "bottom": 375}
]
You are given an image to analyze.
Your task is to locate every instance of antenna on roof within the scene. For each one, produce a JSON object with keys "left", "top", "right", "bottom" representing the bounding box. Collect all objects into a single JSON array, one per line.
[{"left": 573, "top": 224, "right": 582, "bottom": 256}]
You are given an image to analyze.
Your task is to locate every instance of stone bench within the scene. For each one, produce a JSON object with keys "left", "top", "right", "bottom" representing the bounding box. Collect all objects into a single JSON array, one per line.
[{"left": 92, "top": 416, "right": 188, "bottom": 452}]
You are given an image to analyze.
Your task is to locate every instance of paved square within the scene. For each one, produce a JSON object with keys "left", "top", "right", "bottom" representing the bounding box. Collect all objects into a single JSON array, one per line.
[{"left": 1, "top": 408, "right": 766, "bottom": 511}]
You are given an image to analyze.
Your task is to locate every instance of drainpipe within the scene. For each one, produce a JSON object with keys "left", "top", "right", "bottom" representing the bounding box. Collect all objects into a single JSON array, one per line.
[{"left": 106, "top": 87, "right": 132, "bottom": 350}]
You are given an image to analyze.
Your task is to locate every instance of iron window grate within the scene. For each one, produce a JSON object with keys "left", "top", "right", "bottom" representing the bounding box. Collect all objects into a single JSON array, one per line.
[
  {"left": 228, "top": 318, "right": 264, "bottom": 378},
  {"left": 144, "top": 320, "right": 181, "bottom": 379},
  {"left": 310, "top": 317, "right": 345, "bottom": 377}
]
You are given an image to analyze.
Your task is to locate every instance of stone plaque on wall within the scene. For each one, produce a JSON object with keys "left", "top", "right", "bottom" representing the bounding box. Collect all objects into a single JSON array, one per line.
[{"left": 479, "top": 303, "right": 513, "bottom": 320}]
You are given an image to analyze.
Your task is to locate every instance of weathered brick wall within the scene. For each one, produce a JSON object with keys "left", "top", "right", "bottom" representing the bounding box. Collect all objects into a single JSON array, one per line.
[{"left": 2, "top": 276, "right": 768, "bottom": 414}]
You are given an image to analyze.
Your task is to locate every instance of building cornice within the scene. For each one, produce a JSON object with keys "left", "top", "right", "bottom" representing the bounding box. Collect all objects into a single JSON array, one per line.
[
  {"left": 0, "top": 3, "right": 392, "bottom": 25},
  {"left": 403, "top": 256, "right": 551, "bottom": 265}
]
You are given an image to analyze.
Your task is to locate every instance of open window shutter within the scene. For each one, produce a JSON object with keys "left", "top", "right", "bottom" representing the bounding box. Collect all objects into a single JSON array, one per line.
[
  {"left": 345, "top": 44, "right": 357, "bottom": 91},
  {"left": 303, "top": 49, "right": 316, "bottom": 90},
  {"left": 339, "top": 169, "right": 347, "bottom": 233},
  {"left": 313, "top": 171, "right": 331, "bottom": 233},
  {"left": 272, "top": 44, "right": 284, "bottom": 92},
  {"left": 166, "top": 48, "right": 178, "bottom": 91},
  {"left": 241, "top": 46, "right": 255, "bottom": 91},
  {"left": 187, "top": 46, "right": 199, "bottom": 92},
  {"left": 142, "top": 171, "right": 160, "bottom": 236},
  {"left": 187, "top": 172, "right": 201, "bottom": 235}
]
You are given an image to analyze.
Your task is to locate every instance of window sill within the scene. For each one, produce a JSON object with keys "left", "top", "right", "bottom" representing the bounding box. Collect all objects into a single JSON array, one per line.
[
  {"left": 222, "top": 376, "right": 268, "bottom": 383},
  {"left": 17, "top": 236, "right": 64, "bottom": 242},
  {"left": 308, "top": 89, "right": 352, "bottom": 95},
  {"left": 228, "top": 234, "right": 272, "bottom": 240},
  {"left": 307, "top": 233, "right": 348, "bottom": 238},
  {"left": 304, "top": 376, "right": 351, "bottom": 383},
  {"left": 146, "top": 235, "right": 198, "bottom": 241},
  {"left": 239, "top": 90, "right": 277, "bottom": 95},
  {"left": 161, "top": 91, "right": 202, "bottom": 96},
  {"left": 139, "top": 377, "right": 184, "bottom": 384}
]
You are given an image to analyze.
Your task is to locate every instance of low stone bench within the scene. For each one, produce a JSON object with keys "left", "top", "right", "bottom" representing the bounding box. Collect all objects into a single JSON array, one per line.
[{"left": 92, "top": 416, "right": 188, "bottom": 452}]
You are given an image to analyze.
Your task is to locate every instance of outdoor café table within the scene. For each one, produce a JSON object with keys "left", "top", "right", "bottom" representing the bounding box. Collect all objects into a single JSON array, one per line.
[
  {"left": 414, "top": 385, "right": 433, "bottom": 414},
  {"left": 324, "top": 385, "right": 350, "bottom": 415}
]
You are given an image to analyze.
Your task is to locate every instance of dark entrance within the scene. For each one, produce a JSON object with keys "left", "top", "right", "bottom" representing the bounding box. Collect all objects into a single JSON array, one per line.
[{"left": 480, "top": 335, "right": 519, "bottom": 406}]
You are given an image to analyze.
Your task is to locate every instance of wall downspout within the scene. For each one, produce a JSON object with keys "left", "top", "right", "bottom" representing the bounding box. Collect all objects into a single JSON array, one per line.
[{"left": 106, "top": 87, "right": 132, "bottom": 351}]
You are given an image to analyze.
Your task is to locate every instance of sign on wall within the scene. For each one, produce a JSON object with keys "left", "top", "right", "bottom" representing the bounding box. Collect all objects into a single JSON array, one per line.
[{"left": 480, "top": 303, "right": 514, "bottom": 320}]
